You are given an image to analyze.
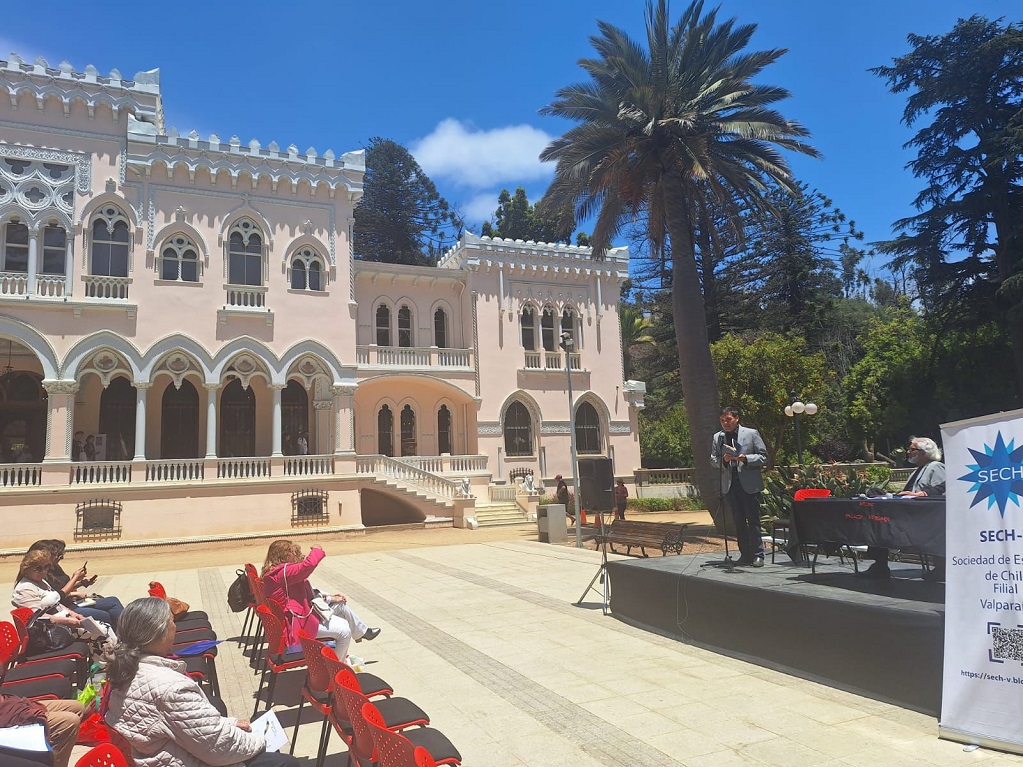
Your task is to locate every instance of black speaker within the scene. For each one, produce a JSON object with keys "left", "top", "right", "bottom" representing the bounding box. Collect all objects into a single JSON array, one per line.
[{"left": 578, "top": 457, "right": 614, "bottom": 511}]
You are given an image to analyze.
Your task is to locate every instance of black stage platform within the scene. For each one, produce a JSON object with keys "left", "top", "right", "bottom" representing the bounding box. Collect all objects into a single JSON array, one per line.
[{"left": 607, "top": 553, "right": 945, "bottom": 714}]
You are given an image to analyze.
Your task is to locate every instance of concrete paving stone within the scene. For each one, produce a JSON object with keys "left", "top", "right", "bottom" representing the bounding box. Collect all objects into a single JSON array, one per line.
[
  {"left": 557, "top": 681, "right": 618, "bottom": 704},
  {"left": 681, "top": 746, "right": 777, "bottom": 767},
  {"left": 580, "top": 693, "right": 657, "bottom": 721},
  {"left": 647, "top": 725, "right": 729, "bottom": 759},
  {"left": 737, "top": 735, "right": 832, "bottom": 767},
  {"left": 838, "top": 744, "right": 949, "bottom": 767},
  {"left": 616, "top": 710, "right": 689, "bottom": 738}
]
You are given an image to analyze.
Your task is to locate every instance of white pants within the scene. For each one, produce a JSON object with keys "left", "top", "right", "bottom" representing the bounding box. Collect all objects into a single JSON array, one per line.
[{"left": 315, "top": 601, "right": 368, "bottom": 660}]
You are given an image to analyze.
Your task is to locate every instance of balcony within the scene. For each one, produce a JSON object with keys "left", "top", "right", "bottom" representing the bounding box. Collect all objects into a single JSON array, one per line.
[
  {"left": 218, "top": 284, "right": 273, "bottom": 325},
  {"left": 356, "top": 345, "right": 472, "bottom": 370},
  {"left": 522, "top": 351, "right": 581, "bottom": 371},
  {"left": 84, "top": 275, "right": 130, "bottom": 300}
]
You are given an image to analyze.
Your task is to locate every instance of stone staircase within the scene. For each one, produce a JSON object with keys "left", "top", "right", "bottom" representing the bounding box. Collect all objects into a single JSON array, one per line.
[
  {"left": 473, "top": 500, "right": 530, "bottom": 527},
  {"left": 372, "top": 477, "right": 455, "bottom": 513}
]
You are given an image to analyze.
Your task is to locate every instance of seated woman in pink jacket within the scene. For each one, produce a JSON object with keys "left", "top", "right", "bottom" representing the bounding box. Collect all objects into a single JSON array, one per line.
[{"left": 261, "top": 541, "right": 380, "bottom": 660}]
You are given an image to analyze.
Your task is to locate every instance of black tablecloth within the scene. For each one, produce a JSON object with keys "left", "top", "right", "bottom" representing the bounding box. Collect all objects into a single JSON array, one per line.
[{"left": 792, "top": 497, "right": 945, "bottom": 557}]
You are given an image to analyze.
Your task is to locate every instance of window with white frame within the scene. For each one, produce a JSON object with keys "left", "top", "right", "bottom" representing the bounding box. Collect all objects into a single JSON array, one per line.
[
  {"left": 520, "top": 306, "right": 536, "bottom": 350},
  {"left": 397, "top": 305, "right": 413, "bottom": 347},
  {"left": 541, "top": 305, "right": 556, "bottom": 351},
  {"left": 90, "top": 207, "right": 131, "bottom": 277},
  {"left": 2, "top": 222, "right": 28, "bottom": 272},
  {"left": 576, "top": 401, "right": 602, "bottom": 454},
  {"left": 41, "top": 226, "right": 67, "bottom": 275},
  {"left": 434, "top": 308, "right": 448, "bottom": 348},
  {"left": 561, "top": 308, "right": 578, "bottom": 348},
  {"left": 159, "top": 234, "right": 200, "bottom": 282},
  {"left": 290, "top": 247, "right": 324, "bottom": 291},
  {"left": 227, "top": 219, "right": 263, "bottom": 286},
  {"left": 504, "top": 401, "right": 533, "bottom": 457},
  {"left": 375, "top": 304, "right": 391, "bottom": 346}
]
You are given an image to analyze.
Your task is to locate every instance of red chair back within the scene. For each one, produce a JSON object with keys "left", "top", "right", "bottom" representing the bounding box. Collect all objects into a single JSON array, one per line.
[
  {"left": 246, "top": 568, "right": 266, "bottom": 608},
  {"left": 363, "top": 701, "right": 416, "bottom": 767},
  {"left": 297, "top": 631, "right": 333, "bottom": 696},
  {"left": 73, "top": 741, "right": 130, "bottom": 767},
  {"left": 334, "top": 668, "right": 376, "bottom": 763},
  {"left": 0, "top": 620, "right": 25, "bottom": 670},
  {"left": 414, "top": 747, "right": 438, "bottom": 767},
  {"left": 254, "top": 605, "right": 287, "bottom": 656},
  {"left": 11, "top": 607, "right": 33, "bottom": 647},
  {"left": 793, "top": 488, "right": 832, "bottom": 501}
]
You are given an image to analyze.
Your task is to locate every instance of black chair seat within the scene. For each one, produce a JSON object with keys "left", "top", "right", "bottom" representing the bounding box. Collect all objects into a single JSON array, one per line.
[
  {"left": 375, "top": 697, "right": 430, "bottom": 729},
  {"left": 5, "top": 657, "right": 78, "bottom": 683},
  {"left": 0, "top": 674, "right": 72, "bottom": 700},
  {"left": 271, "top": 649, "right": 305, "bottom": 665},
  {"left": 22, "top": 640, "right": 90, "bottom": 663},
  {"left": 356, "top": 671, "right": 392, "bottom": 697},
  {"left": 407, "top": 727, "right": 462, "bottom": 763},
  {"left": 176, "top": 610, "right": 210, "bottom": 622}
]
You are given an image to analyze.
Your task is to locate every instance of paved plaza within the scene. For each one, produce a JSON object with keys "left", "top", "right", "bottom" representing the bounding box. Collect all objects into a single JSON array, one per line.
[{"left": 55, "top": 535, "right": 1023, "bottom": 766}]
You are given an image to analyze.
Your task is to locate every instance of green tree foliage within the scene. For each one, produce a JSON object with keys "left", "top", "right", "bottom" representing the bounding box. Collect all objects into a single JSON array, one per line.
[
  {"left": 639, "top": 403, "right": 692, "bottom": 468},
  {"left": 538, "top": 0, "right": 817, "bottom": 524},
  {"left": 710, "top": 333, "right": 831, "bottom": 465},
  {"left": 872, "top": 16, "right": 1023, "bottom": 390},
  {"left": 353, "top": 137, "right": 462, "bottom": 266},
  {"left": 480, "top": 188, "right": 570, "bottom": 243},
  {"left": 619, "top": 306, "right": 655, "bottom": 381}
]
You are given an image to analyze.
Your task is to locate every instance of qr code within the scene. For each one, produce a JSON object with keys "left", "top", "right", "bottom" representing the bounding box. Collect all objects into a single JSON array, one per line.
[{"left": 991, "top": 626, "right": 1023, "bottom": 662}]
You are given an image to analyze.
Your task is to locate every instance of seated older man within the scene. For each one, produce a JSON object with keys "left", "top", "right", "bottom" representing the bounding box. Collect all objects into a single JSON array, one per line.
[{"left": 860, "top": 436, "right": 946, "bottom": 580}]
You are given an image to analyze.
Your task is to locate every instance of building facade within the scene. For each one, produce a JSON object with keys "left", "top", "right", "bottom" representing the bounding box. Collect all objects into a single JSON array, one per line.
[{"left": 0, "top": 54, "right": 644, "bottom": 546}]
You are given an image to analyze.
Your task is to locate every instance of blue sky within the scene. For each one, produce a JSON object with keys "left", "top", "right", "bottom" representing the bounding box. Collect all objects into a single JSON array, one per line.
[{"left": 2, "top": 1, "right": 1010, "bottom": 276}]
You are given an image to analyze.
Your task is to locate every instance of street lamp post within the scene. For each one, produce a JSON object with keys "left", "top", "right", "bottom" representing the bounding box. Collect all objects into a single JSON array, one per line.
[
  {"left": 560, "top": 332, "right": 583, "bottom": 548},
  {"left": 784, "top": 393, "right": 818, "bottom": 465}
]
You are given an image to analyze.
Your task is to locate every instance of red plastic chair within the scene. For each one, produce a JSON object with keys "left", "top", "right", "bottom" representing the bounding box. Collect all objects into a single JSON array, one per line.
[
  {"left": 251, "top": 604, "right": 307, "bottom": 717},
  {"left": 0, "top": 620, "right": 79, "bottom": 688},
  {"left": 74, "top": 742, "right": 130, "bottom": 767},
  {"left": 10, "top": 606, "right": 90, "bottom": 678},
  {"left": 321, "top": 644, "right": 393, "bottom": 699},
  {"left": 414, "top": 747, "right": 438, "bottom": 767},
  {"left": 239, "top": 564, "right": 262, "bottom": 654},
  {"left": 362, "top": 700, "right": 462, "bottom": 767},
  {"left": 333, "top": 668, "right": 430, "bottom": 767},
  {"left": 793, "top": 488, "right": 832, "bottom": 501},
  {"left": 292, "top": 631, "right": 340, "bottom": 767}
]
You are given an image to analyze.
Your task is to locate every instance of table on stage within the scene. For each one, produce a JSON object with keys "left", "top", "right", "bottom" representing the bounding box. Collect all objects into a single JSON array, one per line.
[{"left": 792, "top": 497, "right": 945, "bottom": 574}]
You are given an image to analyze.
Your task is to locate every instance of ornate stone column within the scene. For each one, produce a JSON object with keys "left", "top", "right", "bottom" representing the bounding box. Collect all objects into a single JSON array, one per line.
[
  {"left": 204, "top": 383, "right": 219, "bottom": 458},
  {"left": 133, "top": 382, "right": 151, "bottom": 460},
  {"left": 64, "top": 236, "right": 75, "bottom": 298},
  {"left": 331, "top": 385, "right": 357, "bottom": 455},
  {"left": 26, "top": 227, "right": 39, "bottom": 296},
  {"left": 313, "top": 399, "right": 333, "bottom": 454},
  {"left": 271, "top": 384, "right": 285, "bottom": 457},
  {"left": 41, "top": 380, "right": 78, "bottom": 461}
]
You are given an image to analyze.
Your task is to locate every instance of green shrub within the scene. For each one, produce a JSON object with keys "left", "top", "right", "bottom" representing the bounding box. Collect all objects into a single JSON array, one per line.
[
  {"left": 762, "top": 464, "right": 877, "bottom": 521},
  {"left": 628, "top": 496, "right": 703, "bottom": 512}
]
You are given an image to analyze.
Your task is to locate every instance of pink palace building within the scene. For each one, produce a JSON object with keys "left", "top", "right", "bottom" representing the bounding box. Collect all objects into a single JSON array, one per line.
[{"left": 0, "top": 55, "right": 645, "bottom": 546}]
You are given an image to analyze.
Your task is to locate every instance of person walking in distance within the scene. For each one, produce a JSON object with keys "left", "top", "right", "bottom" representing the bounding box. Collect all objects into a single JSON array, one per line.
[
  {"left": 614, "top": 479, "right": 628, "bottom": 520},
  {"left": 710, "top": 407, "right": 769, "bottom": 567}
]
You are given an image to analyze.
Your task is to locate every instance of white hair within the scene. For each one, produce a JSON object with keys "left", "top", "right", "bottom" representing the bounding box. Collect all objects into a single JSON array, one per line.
[{"left": 911, "top": 437, "right": 942, "bottom": 462}]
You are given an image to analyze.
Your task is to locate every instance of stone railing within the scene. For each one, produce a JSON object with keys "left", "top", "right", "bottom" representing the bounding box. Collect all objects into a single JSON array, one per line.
[
  {"left": 523, "top": 351, "right": 581, "bottom": 371},
  {"left": 70, "top": 461, "right": 132, "bottom": 484},
  {"left": 0, "top": 462, "right": 43, "bottom": 487},
  {"left": 145, "top": 459, "right": 205, "bottom": 482},
  {"left": 36, "top": 275, "right": 67, "bottom": 297},
  {"left": 284, "top": 455, "right": 334, "bottom": 476},
  {"left": 635, "top": 467, "right": 697, "bottom": 486},
  {"left": 84, "top": 275, "right": 129, "bottom": 300},
  {"left": 394, "top": 454, "right": 488, "bottom": 474},
  {"left": 0, "top": 271, "right": 28, "bottom": 296},
  {"left": 356, "top": 454, "right": 460, "bottom": 500},
  {"left": 224, "top": 284, "right": 267, "bottom": 308},
  {"left": 489, "top": 485, "right": 516, "bottom": 501},
  {"left": 217, "top": 457, "right": 270, "bottom": 479},
  {"left": 356, "top": 346, "right": 471, "bottom": 368}
]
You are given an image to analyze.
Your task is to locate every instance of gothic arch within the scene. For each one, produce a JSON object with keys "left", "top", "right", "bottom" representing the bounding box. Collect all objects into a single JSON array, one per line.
[{"left": 0, "top": 315, "right": 59, "bottom": 380}]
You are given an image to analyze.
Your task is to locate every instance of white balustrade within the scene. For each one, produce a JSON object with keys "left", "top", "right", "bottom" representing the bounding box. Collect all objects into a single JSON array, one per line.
[
  {"left": 217, "top": 457, "right": 270, "bottom": 479},
  {"left": 0, "top": 463, "right": 42, "bottom": 487},
  {"left": 70, "top": 461, "right": 132, "bottom": 484},
  {"left": 395, "top": 456, "right": 443, "bottom": 473},
  {"left": 145, "top": 459, "right": 205, "bottom": 482},
  {"left": 490, "top": 485, "right": 516, "bottom": 501},
  {"left": 224, "top": 285, "right": 267, "bottom": 308},
  {"left": 544, "top": 352, "right": 563, "bottom": 370},
  {"left": 84, "top": 275, "right": 129, "bottom": 300},
  {"left": 524, "top": 351, "right": 542, "bottom": 369},
  {"left": 448, "top": 455, "right": 488, "bottom": 472},
  {"left": 0, "top": 272, "right": 28, "bottom": 296},
  {"left": 284, "top": 455, "right": 334, "bottom": 476},
  {"left": 356, "top": 454, "right": 460, "bottom": 499},
  {"left": 356, "top": 346, "right": 472, "bottom": 369},
  {"left": 36, "top": 275, "right": 66, "bottom": 297}
]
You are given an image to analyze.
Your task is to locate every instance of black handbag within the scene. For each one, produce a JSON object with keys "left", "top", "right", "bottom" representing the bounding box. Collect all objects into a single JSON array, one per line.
[
  {"left": 25, "top": 609, "right": 76, "bottom": 654},
  {"left": 227, "top": 569, "right": 252, "bottom": 613}
]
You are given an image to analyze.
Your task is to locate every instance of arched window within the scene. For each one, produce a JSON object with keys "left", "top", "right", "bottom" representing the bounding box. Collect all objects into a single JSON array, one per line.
[
  {"left": 377, "top": 405, "right": 393, "bottom": 456},
  {"left": 437, "top": 405, "right": 452, "bottom": 454},
  {"left": 434, "top": 308, "right": 448, "bottom": 348},
  {"left": 561, "top": 308, "right": 577, "bottom": 348},
  {"left": 520, "top": 307, "right": 536, "bottom": 350},
  {"left": 2, "top": 222, "right": 28, "bottom": 272},
  {"left": 576, "top": 402, "right": 602, "bottom": 454},
  {"left": 160, "top": 234, "right": 200, "bottom": 282},
  {"left": 504, "top": 401, "right": 533, "bottom": 457},
  {"left": 282, "top": 380, "right": 309, "bottom": 453},
  {"left": 400, "top": 404, "right": 416, "bottom": 456},
  {"left": 161, "top": 380, "right": 199, "bottom": 459},
  {"left": 227, "top": 219, "right": 263, "bottom": 286},
  {"left": 90, "top": 207, "right": 130, "bottom": 277},
  {"left": 220, "top": 378, "right": 256, "bottom": 457},
  {"left": 290, "top": 247, "right": 324, "bottom": 291},
  {"left": 98, "top": 377, "right": 136, "bottom": 460},
  {"left": 397, "top": 305, "right": 413, "bottom": 347},
  {"left": 375, "top": 304, "right": 391, "bottom": 346},
  {"left": 541, "top": 306, "right": 556, "bottom": 351},
  {"left": 41, "top": 226, "right": 66, "bottom": 275}
]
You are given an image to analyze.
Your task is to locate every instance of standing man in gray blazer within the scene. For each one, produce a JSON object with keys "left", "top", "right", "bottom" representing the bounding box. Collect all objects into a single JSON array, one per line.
[{"left": 710, "top": 406, "right": 769, "bottom": 567}]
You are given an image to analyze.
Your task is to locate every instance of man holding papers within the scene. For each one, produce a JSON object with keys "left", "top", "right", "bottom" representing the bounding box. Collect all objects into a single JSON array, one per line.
[{"left": 711, "top": 406, "right": 769, "bottom": 567}]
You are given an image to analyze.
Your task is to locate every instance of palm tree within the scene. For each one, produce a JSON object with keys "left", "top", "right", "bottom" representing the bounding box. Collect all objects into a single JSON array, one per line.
[
  {"left": 620, "top": 306, "right": 655, "bottom": 381},
  {"left": 539, "top": 0, "right": 818, "bottom": 525}
]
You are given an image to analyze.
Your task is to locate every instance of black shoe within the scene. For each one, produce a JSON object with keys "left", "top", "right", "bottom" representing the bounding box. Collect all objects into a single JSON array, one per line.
[
  {"left": 751, "top": 556, "right": 764, "bottom": 568},
  {"left": 734, "top": 556, "right": 754, "bottom": 566},
  {"left": 858, "top": 563, "right": 890, "bottom": 579},
  {"left": 356, "top": 627, "right": 381, "bottom": 643}
]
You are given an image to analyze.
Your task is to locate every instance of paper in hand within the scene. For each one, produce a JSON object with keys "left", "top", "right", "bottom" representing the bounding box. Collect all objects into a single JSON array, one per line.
[{"left": 251, "top": 710, "right": 288, "bottom": 753}]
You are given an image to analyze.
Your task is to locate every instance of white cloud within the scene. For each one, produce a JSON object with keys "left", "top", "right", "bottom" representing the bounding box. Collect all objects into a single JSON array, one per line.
[
  {"left": 463, "top": 192, "right": 503, "bottom": 225},
  {"left": 411, "top": 119, "right": 555, "bottom": 190}
]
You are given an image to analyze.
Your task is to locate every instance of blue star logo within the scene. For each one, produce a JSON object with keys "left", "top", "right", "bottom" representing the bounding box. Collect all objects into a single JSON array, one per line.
[{"left": 958, "top": 432, "right": 1023, "bottom": 516}]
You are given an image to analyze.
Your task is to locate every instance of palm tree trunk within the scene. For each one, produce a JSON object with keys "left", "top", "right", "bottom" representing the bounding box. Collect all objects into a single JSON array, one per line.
[{"left": 663, "top": 178, "right": 725, "bottom": 529}]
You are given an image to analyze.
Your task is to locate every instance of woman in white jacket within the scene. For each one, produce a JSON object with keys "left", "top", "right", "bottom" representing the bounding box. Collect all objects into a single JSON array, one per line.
[{"left": 105, "top": 598, "right": 297, "bottom": 767}]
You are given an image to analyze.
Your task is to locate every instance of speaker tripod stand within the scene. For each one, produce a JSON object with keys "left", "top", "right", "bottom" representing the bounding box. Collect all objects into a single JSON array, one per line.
[{"left": 575, "top": 509, "right": 611, "bottom": 614}]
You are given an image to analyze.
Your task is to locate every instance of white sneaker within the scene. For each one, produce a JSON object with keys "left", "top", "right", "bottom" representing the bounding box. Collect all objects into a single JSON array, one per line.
[{"left": 752, "top": 556, "right": 764, "bottom": 568}]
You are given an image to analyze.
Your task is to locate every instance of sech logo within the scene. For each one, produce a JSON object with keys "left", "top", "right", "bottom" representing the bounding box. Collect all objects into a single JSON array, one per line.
[{"left": 958, "top": 432, "right": 1023, "bottom": 516}]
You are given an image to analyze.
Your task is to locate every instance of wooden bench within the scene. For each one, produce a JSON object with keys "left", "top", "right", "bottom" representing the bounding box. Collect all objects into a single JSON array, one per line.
[{"left": 595, "top": 519, "right": 688, "bottom": 557}]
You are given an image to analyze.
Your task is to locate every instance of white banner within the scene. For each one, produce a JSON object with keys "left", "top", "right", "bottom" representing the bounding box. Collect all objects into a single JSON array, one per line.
[{"left": 940, "top": 409, "right": 1023, "bottom": 753}]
